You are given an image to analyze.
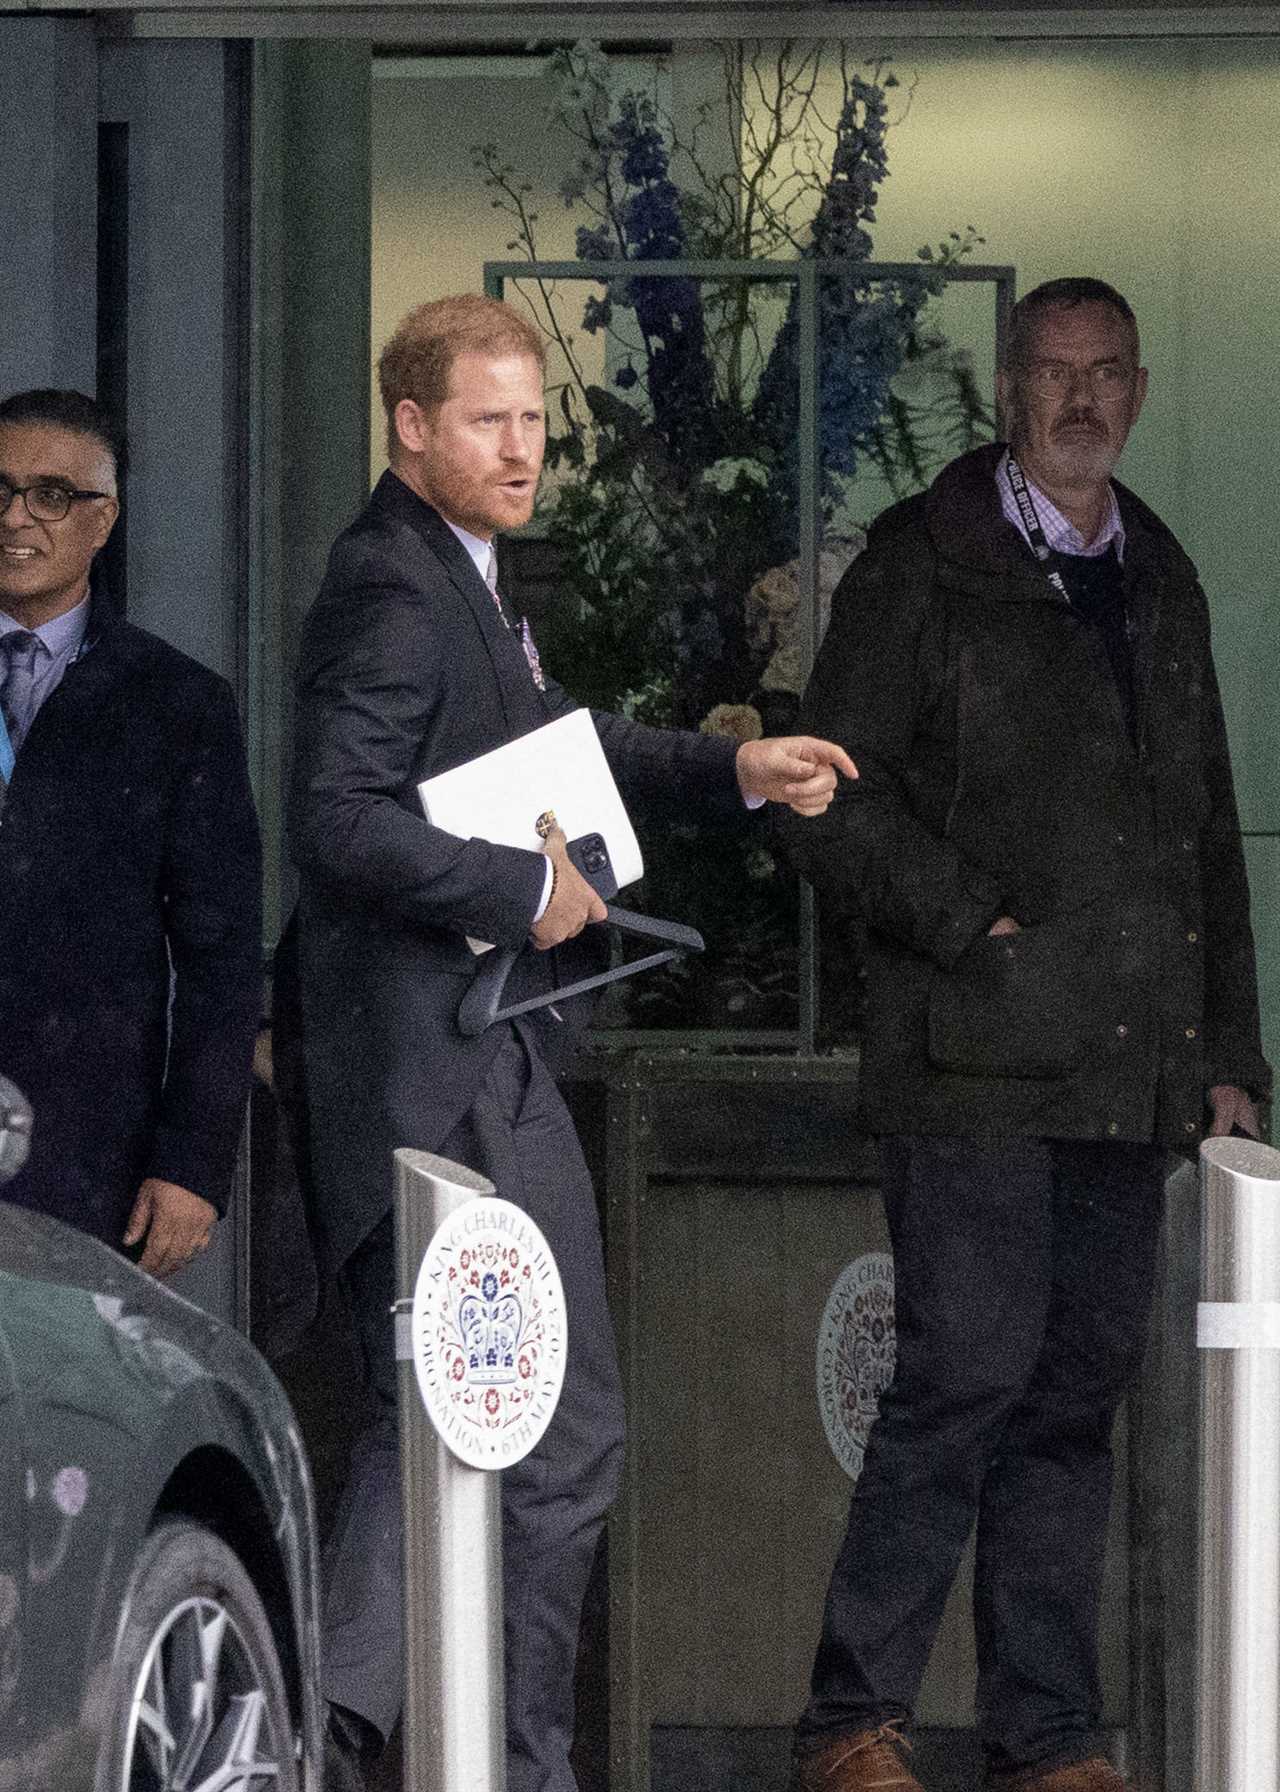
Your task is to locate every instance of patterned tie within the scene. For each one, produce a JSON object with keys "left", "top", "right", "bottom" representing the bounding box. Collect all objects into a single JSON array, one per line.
[
  {"left": 0, "top": 629, "right": 39, "bottom": 768},
  {"left": 483, "top": 548, "right": 545, "bottom": 691},
  {"left": 483, "top": 545, "right": 504, "bottom": 618}
]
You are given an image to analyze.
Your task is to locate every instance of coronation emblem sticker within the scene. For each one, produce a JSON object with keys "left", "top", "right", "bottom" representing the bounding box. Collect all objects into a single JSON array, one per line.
[
  {"left": 816, "top": 1252, "right": 896, "bottom": 1482},
  {"left": 412, "top": 1198, "right": 567, "bottom": 1471}
]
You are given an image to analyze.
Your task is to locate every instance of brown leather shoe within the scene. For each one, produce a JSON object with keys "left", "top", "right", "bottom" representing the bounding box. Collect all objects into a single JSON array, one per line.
[
  {"left": 791, "top": 1723, "right": 925, "bottom": 1791},
  {"left": 988, "top": 1756, "right": 1131, "bottom": 1791}
]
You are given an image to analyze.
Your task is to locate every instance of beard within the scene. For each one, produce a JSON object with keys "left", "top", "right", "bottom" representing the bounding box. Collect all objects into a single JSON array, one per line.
[
  {"left": 1009, "top": 395, "right": 1122, "bottom": 490},
  {"left": 1041, "top": 428, "right": 1118, "bottom": 487}
]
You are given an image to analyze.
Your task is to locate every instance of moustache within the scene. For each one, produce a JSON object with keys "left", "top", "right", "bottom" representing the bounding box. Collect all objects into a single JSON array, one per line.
[{"left": 1053, "top": 412, "right": 1105, "bottom": 438}]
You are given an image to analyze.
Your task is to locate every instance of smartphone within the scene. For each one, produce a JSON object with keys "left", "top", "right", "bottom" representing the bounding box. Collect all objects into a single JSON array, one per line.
[{"left": 566, "top": 832, "right": 618, "bottom": 900}]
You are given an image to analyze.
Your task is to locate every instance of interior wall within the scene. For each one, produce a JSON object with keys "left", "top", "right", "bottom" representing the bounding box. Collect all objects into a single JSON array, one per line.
[{"left": 370, "top": 56, "right": 663, "bottom": 486}]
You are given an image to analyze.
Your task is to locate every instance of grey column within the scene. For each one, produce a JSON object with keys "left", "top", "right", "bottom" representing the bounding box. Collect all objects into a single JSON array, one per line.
[
  {"left": 0, "top": 19, "right": 97, "bottom": 396},
  {"left": 98, "top": 40, "right": 244, "bottom": 678},
  {"left": 247, "top": 39, "right": 371, "bottom": 940}
]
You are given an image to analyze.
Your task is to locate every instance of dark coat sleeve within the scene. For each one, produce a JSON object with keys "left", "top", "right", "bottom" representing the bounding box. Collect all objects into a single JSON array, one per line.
[
  {"left": 777, "top": 537, "right": 1005, "bottom": 969},
  {"left": 532, "top": 659, "right": 743, "bottom": 817},
  {"left": 1193, "top": 602, "right": 1272, "bottom": 1100},
  {"left": 290, "top": 545, "right": 744, "bottom": 949},
  {"left": 146, "top": 676, "right": 263, "bottom": 1208},
  {"left": 289, "top": 554, "right": 548, "bottom": 949},
  {"left": 591, "top": 707, "right": 743, "bottom": 817}
]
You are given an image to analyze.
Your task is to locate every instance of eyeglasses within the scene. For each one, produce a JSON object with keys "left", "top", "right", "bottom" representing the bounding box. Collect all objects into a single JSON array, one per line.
[
  {"left": 0, "top": 479, "right": 112, "bottom": 523},
  {"left": 1024, "top": 360, "right": 1137, "bottom": 399}
]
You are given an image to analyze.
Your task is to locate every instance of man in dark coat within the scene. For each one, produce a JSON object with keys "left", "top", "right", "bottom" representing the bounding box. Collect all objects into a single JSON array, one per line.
[
  {"left": 0, "top": 389, "right": 261, "bottom": 1276},
  {"left": 288, "top": 293, "right": 855, "bottom": 1792},
  {"left": 780, "top": 280, "right": 1270, "bottom": 1792}
]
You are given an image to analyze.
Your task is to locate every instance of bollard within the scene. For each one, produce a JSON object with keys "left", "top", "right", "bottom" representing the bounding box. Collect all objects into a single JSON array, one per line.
[
  {"left": 1194, "top": 1133, "right": 1280, "bottom": 1792},
  {"left": 393, "top": 1148, "right": 506, "bottom": 1792}
]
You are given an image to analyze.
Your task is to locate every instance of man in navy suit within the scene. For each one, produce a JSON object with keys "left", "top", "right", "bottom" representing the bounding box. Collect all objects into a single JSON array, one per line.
[
  {"left": 289, "top": 294, "right": 856, "bottom": 1791},
  {"left": 0, "top": 388, "right": 261, "bottom": 1275}
]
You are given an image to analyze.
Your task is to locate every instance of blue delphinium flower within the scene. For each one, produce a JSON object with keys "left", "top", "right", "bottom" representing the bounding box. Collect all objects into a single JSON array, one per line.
[{"left": 753, "top": 69, "right": 945, "bottom": 505}]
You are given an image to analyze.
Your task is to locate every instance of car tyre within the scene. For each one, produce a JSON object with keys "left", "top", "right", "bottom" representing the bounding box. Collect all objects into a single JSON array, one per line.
[{"left": 95, "top": 1518, "right": 299, "bottom": 1792}]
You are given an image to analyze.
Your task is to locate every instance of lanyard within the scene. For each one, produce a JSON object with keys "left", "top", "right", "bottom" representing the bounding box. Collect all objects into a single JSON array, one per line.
[
  {"left": 1006, "top": 455, "right": 1138, "bottom": 658},
  {"left": 1004, "top": 454, "right": 1070, "bottom": 603}
]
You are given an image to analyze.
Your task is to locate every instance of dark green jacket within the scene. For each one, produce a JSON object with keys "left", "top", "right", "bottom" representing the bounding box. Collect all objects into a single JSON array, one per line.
[{"left": 782, "top": 445, "right": 1270, "bottom": 1146}]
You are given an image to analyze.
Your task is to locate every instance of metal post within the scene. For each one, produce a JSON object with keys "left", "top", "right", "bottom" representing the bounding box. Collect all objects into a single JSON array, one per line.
[
  {"left": 394, "top": 1148, "right": 506, "bottom": 1792},
  {"left": 1195, "top": 1133, "right": 1280, "bottom": 1791}
]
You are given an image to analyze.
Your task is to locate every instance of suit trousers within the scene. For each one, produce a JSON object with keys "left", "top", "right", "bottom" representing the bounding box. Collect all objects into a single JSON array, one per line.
[
  {"left": 320, "top": 1021, "right": 625, "bottom": 1792},
  {"left": 796, "top": 1134, "right": 1165, "bottom": 1776}
]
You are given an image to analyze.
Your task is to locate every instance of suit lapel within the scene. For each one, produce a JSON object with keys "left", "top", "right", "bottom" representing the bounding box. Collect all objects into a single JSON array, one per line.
[
  {"left": 17, "top": 581, "right": 132, "bottom": 747},
  {"left": 370, "top": 472, "right": 549, "bottom": 734}
]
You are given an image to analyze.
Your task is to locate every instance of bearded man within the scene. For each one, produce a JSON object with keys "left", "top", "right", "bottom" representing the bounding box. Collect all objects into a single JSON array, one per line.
[
  {"left": 780, "top": 278, "right": 1270, "bottom": 1792},
  {"left": 288, "top": 293, "right": 856, "bottom": 1792}
]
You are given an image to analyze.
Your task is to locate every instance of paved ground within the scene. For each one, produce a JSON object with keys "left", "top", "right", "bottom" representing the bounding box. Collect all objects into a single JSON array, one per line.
[{"left": 651, "top": 1726, "right": 981, "bottom": 1792}]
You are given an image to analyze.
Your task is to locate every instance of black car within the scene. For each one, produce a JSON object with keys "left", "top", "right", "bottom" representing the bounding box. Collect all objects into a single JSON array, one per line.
[{"left": 0, "top": 1076, "right": 323, "bottom": 1790}]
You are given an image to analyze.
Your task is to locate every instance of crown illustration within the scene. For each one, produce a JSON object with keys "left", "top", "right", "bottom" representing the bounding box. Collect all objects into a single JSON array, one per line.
[{"left": 458, "top": 1272, "right": 524, "bottom": 1385}]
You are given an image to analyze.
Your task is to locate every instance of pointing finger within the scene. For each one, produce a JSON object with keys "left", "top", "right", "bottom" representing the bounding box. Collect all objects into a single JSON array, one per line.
[{"left": 792, "top": 737, "right": 858, "bottom": 780}]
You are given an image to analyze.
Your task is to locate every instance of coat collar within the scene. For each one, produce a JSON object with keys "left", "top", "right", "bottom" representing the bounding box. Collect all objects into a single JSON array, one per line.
[
  {"left": 369, "top": 469, "right": 493, "bottom": 598},
  {"left": 82, "top": 569, "right": 127, "bottom": 653},
  {"left": 70, "top": 571, "right": 168, "bottom": 686},
  {"left": 914, "top": 444, "right": 1176, "bottom": 604}
]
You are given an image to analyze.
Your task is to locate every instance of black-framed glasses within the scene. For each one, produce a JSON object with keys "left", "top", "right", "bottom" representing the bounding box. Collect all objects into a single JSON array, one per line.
[{"left": 0, "top": 479, "right": 112, "bottom": 523}]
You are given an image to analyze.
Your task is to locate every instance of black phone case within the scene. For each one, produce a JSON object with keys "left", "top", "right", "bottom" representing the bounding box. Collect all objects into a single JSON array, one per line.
[{"left": 566, "top": 832, "right": 619, "bottom": 900}]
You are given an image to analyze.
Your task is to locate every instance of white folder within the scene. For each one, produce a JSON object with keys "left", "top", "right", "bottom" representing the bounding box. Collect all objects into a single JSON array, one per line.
[{"left": 417, "top": 708, "right": 644, "bottom": 889}]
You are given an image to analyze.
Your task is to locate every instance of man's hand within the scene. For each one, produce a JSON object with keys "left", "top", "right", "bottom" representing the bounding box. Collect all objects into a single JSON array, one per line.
[
  {"left": 123, "top": 1177, "right": 217, "bottom": 1279},
  {"left": 1207, "top": 1083, "right": 1262, "bottom": 1140},
  {"left": 988, "top": 916, "right": 1022, "bottom": 937},
  {"left": 735, "top": 736, "right": 858, "bottom": 816},
  {"left": 529, "top": 824, "right": 608, "bottom": 950}
]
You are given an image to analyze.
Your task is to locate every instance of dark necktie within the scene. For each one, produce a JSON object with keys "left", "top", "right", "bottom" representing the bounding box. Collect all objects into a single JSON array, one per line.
[
  {"left": 0, "top": 629, "right": 39, "bottom": 817},
  {"left": 0, "top": 629, "right": 40, "bottom": 760}
]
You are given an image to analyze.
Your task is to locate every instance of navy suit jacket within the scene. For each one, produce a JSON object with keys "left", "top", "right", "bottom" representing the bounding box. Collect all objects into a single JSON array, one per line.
[
  {"left": 289, "top": 472, "right": 741, "bottom": 1271},
  {"left": 0, "top": 583, "right": 262, "bottom": 1246}
]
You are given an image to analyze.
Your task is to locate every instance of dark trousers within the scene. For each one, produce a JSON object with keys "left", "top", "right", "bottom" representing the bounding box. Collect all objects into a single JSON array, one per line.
[
  {"left": 797, "top": 1135, "right": 1165, "bottom": 1776},
  {"left": 321, "top": 1024, "right": 625, "bottom": 1792}
]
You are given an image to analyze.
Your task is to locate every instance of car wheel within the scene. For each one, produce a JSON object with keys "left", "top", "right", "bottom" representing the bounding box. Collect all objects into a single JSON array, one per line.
[{"left": 96, "top": 1518, "right": 299, "bottom": 1792}]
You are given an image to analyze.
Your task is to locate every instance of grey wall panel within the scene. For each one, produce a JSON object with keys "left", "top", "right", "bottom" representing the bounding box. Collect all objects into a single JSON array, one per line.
[
  {"left": 248, "top": 40, "right": 371, "bottom": 937},
  {"left": 98, "top": 40, "right": 241, "bottom": 680},
  {"left": 0, "top": 20, "right": 97, "bottom": 396}
]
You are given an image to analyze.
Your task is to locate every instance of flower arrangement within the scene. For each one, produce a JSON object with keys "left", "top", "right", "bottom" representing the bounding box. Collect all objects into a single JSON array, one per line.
[{"left": 475, "top": 41, "right": 992, "bottom": 1036}]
